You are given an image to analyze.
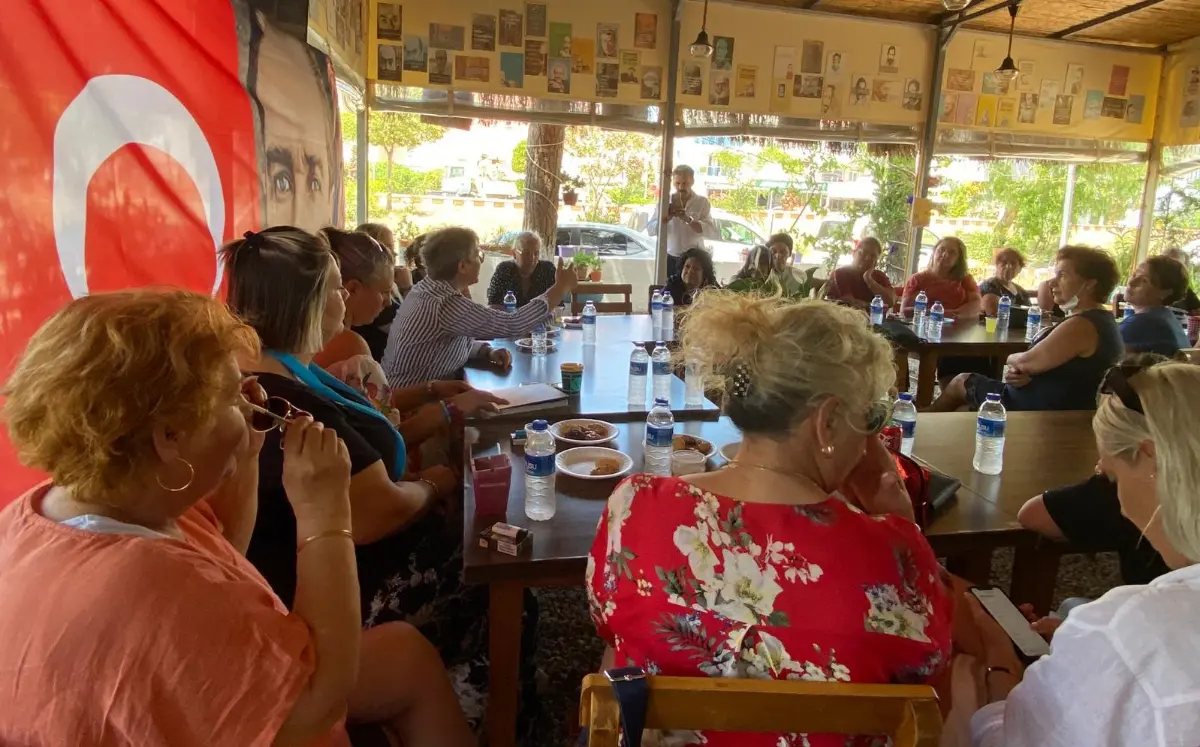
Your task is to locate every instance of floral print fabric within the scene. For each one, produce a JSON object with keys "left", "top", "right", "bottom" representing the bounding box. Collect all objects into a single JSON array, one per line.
[{"left": 586, "top": 475, "right": 952, "bottom": 747}]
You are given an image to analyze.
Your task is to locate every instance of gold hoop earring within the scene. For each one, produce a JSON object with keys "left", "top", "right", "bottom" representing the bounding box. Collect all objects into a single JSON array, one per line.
[
  {"left": 820, "top": 444, "right": 835, "bottom": 457},
  {"left": 156, "top": 458, "right": 195, "bottom": 493}
]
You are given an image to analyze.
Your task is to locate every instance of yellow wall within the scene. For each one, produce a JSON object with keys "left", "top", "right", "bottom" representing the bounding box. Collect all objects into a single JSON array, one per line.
[
  {"left": 676, "top": 2, "right": 932, "bottom": 126},
  {"left": 369, "top": 0, "right": 670, "bottom": 104},
  {"left": 941, "top": 31, "right": 1161, "bottom": 142},
  {"left": 1161, "top": 38, "right": 1200, "bottom": 146}
]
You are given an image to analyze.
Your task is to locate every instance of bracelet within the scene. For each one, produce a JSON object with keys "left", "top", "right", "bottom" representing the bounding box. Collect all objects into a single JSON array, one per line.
[
  {"left": 296, "top": 528, "right": 353, "bottom": 553},
  {"left": 418, "top": 478, "right": 441, "bottom": 497}
]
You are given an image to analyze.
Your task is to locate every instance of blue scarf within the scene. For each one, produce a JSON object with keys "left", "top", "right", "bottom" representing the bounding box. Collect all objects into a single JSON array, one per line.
[{"left": 266, "top": 351, "right": 406, "bottom": 477}]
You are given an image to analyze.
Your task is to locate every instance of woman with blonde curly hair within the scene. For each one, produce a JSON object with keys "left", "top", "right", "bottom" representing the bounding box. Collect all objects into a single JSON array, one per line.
[
  {"left": 587, "top": 293, "right": 952, "bottom": 747},
  {"left": 0, "top": 289, "right": 473, "bottom": 747}
]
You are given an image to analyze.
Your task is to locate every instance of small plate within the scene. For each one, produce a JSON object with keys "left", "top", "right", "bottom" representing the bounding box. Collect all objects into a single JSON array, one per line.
[
  {"left": 550, "top": 418, "right": 619, "bottom": 445},
  {"left": 718, "top": 441, "right": 741, "bottom": 461},
  {"left": 563, "top": 316, "right": 583, "bottom": 329},
  {"left": 546, "top": 325, "right": 563, "bottom": 336},
  {"left": 672, "top": 433, "right": 713, "bottom": 456},
  {"left": 556, "top": 446, "right": 634, "bottom": 480},
  {"left": 516, "top": 338, "right": 558, "bottom": 352}
]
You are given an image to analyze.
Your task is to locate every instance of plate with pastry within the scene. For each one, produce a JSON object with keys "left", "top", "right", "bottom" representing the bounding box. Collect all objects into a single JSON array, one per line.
[
  {"left": 555, "top": 447, "right": 634, "bottom": 481},
  {"left": 672, "top": 433, "right": 713, "bottom": 456},
  {"left": 549, "top": 418, "right": 618, "bottom": 445}
]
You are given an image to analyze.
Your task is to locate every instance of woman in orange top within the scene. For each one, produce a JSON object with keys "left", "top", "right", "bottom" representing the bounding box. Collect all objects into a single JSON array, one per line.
[
  {"left": 0, "top": 289, "right": 473, "bottom": 747},
  {"left": 900, "top": 236, "right": 983, "bottom": 320}
]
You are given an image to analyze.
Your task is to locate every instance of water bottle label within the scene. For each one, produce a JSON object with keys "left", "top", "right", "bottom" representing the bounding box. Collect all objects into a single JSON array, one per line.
[
  {"left": 892, "top": 419, "right": 916, "bottom": 438},
  {"left": 976, "top": 418, "right": 1005, "bottom": 438},
  {"left": 629, "top": 361, "right": 648, "bottom": 376},
  {"left": 646, "top": 424, "right": 674, "bottom": 448},
  {"left": 525, "top": 453, "right": 556, "bottom": 477},
  {"left": 653, "top": 361, "right": 672, "bottom": 376},
  {"left": 583, "top": 315, "right": 596, "bottom": 325}
]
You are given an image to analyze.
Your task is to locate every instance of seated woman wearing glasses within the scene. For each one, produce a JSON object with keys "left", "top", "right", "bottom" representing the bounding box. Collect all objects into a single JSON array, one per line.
[
  {"left": 486, "top": 231, "right": 557, "bottom": 308},
  {"left": 225, "top": 227, "right": 528, "bottom": 737},
  {"left": 0, "top": 289, "right": 473, "bottom": 747},
  {"left": 931, "top": 246, "right": 1124, "bottom": 412},
  {"left": 587, "top": 294, "right": 952, "bottom": 747},
  {"left": 383, "top": 226, "right": 579, "bottom": 387},
  {"left": 965, "top": 360, "right": 1200, "bottom": 746}
]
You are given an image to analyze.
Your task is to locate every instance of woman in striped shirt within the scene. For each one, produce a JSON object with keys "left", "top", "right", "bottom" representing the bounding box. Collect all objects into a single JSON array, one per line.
[{"left": 383, "top": 226, "right": 579, "bottom": 387}]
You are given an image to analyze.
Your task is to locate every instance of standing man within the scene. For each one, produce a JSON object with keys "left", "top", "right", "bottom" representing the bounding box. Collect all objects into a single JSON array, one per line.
[{"left": 647, "top": 165, "right": 714, "bottom": 277}]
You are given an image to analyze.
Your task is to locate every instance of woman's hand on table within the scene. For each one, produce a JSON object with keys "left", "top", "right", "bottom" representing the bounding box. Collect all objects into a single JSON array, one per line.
[
  {"left": 843, "top": 436, "right": 914, "bottom": 522},
  {"left": 451, "top": 388, "right": 509, "bottom": 415}
]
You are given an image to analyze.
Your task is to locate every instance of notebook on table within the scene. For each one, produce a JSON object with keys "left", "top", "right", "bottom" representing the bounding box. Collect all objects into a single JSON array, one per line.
[{"left": 490, "top": 383, "right": 570, "bottom": 414}]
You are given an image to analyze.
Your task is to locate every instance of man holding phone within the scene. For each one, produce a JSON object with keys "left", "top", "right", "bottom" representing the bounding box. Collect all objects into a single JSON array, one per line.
[{"left": 646, "top": 164, "right": 714, "bottom": 277}]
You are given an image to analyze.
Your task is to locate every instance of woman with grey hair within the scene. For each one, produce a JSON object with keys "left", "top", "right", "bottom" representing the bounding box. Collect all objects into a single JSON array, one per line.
[
  {"left": 384, "top": 226, "right": 578, "bottom": 387},
  {"left": 486, "top": 230, "right": 557, "bottom": 307}
]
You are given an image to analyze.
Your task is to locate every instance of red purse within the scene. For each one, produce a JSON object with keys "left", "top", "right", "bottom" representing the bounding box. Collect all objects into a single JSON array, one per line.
[{"left": 890, "top": 450, "right": 959, "bottom": 529}]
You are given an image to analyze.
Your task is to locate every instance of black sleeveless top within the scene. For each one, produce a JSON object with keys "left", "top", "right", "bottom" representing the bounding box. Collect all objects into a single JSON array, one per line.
[{"left": 1007, "top": 308, "right": 1123, "bottom": 411}]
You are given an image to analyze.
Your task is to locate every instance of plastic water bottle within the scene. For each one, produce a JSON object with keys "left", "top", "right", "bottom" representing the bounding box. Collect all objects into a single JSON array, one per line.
[
  {"left": 928, "top": 301, "right": 945, "bottom": 342},
  {"left": 891, "top": 393, "right": 917, "bottom": 456},
  {"left": 662, "top": 293, "right": 675, "bottom": 332},
  {"left": 627, "top": 344, "right": 649, "bottom": 406},
  {"left": 651, "top": 341, "right": 672, "bottom": 401},
  {"left": 997, "top": 295, "right": 1012, "bottom": 331},
  {"left": 503, "top": 290, "right": 517, "bottom": 314},
  {"left": 651, "top": 290, "right": 664, "bottom": 328},
  {"left": 524, "top": 419, "right": 557, "bottom": 520},
  {"left": 1123, "top": 304, "right": 1135, "bottom": 321},
  {"left": 913, "top": 290, "right": 928, "bottom": 333},
  {"left": 532, "top": 322, "right": 548, "bottom": 356},
  {"left": 644, "top": 398, "right": 674, "bottom": 476},
  {"left": 582, "top": 301, "right": 597, "bottom": 345},
  {"left": 972, "top": 393, "right": 1007, "bottom": 475},
  {"left": 1026, "top": 304, "right": 1042, "bottom": 341},
  {"left": 870, "top": 295, "right": 885, "bottom": 326}
]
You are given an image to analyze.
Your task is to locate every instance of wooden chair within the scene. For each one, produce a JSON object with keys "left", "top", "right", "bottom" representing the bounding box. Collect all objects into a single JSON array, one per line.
[
  {"left": 572, "top": 283, "right": 634, "bottom": 314},
  {"left": 579, "top": 674, "right": 942, "bottom": 747}
]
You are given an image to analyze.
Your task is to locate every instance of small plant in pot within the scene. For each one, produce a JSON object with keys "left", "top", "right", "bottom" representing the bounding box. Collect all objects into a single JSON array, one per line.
[
  {"left": 560, "top": 173, "right": 584, "bottom": 206},
  {"left": 571, "top": 251, "right": 602, "bottom": 281}
]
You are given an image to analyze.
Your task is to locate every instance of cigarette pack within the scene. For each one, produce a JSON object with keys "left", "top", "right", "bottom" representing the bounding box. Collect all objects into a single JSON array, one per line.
[{"left": 478, "top": 522, "right": 532, "bottom": 557}]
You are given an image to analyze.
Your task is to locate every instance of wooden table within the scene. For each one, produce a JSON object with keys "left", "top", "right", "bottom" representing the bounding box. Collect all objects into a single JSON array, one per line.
[
  {"left": 894, "top": 320, "right": 1030, "bottom": 407},
  {"left": 464, "top": 411, "right": 1096, "bottom": 747},
  {"left": 464, "top": 315, "right": 718, "bottom": 423}
]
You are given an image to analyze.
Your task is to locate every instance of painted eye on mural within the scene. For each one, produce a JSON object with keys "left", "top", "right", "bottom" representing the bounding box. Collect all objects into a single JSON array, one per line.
[
  {"left": 273, "top": 171, "right": 293, "bottom": 196},
  {"left": 308, "top": 175, "right": 322, "bottom": 193}
]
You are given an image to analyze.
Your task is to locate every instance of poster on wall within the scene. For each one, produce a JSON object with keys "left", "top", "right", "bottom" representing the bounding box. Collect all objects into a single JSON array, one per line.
[
  {"left": 682, "top": 61, "right": 703, "bottom": 96},
  {"left": 1108, "top": 65, "right": 1130, "bottom": 96},
  {"left": 571, "top": 38, "right": 594, "bottom": 74},
  {"left": 709, "top": 70, "right": 730, "bottom": 105},
  {"left": 801, "top": 41, "right": 824, "bottom": 75},
  {"left": 429, "top": 49, "right": 451, "bottom": 84},
  {"left": 639, "top": 65, "right": 662, "bottom": 99},
  {"left": 971, "top": 39, "right": 993, "bottom": 70},
  {"left": 378, "top": 44, "right": 402, "bottom": 81},
  {"left": 403, "top": 35, "right": 428, "bottom": 72},
  {"left": 1181, "top": 98, "right": 1200, "bottom": 128},
  {"left": 500, "top": 52, "right": 524, "bottom": 87},
  {"left": 547, "top": 56, "right": 571, "bottom": 93},
  {"left": 797, "top": 74, "right": 822, "bottom": 99},
  {"left": 1018, "top": 93, "right": 1037, "bottom": 123},
  {"left": 872, "top": 79, "right": 897, "bottom": 104},
  {"left": 996, "top": 97, "right": 1016, "bottom": 128},
  {"left": 1017, "top": 60, "right": 1035, "bottom": 91},
  {"left": 499, "top": 10, "right": 523, "bottom": 47},
  {"left": 1083, "top": 90, "right": 1103, "bottom": 120},
  {"left": 879, "top": 44, "right": 899, "bottom": 75},
  {"left": 849, "top": 74, "right": 871, "bottom": 107},
  {"left": 902, "top": 79, "right": 922, "bottom": 111},
  {"left": 549, "top": 22, "right": 571, "bottom": 57},
  {"left": 1065, "top": 64, "right": 1085, "bottom": 95},
  {"left": 939, "top": 93, "right": 959, "bottom": 123},
  {"left": 597, "top": 23, "right": 618, "bottom": 59},
  {"left": 736, "top": 65, "right": 757, "bottom": 98},
  {"left": 524, "top": 40, "right": 546, "bottom": 75},
  {"left": 472, "top": 15, "right": 496, "bottom": 52},
  {"left": 981, "top": 72, "right": 1010, "bottom": 96},
  {"left": 1038, "top": 79, "right": 1059, "bottom": 110},
  {"left": 634, "top": 13, "right": 657, "bottom": 49},
  {"left": 1101, "top": 96, "right": 1126, "bottom": 119},
  {"left": 827, "top": 50, "right": 846, "bottom": 77},
  {"left": 430, "top": 24, "right": 465, "bottom": 51},
  {"left": 957, "top": 93, "right": 979, "bottom": 125},
  {"left": 946, "top": 68, "right": 975, "bottom": 93},
  {"left": 1053, "top": 94, "right": 1074, "bottom": 125},
  {"left": 712, "top": 36, "right": 734, "bottom": 71},
  {"left": 821, "top": 82, "right": 840, "bottom": 117},
  {"left": 596, "top": 62, "right": 618, "bottom": 97},
  {"left": 976, "top": 94, "right": 997, "bottom": 126},
  {"left": 526, "top": 3, "right": 547, "bottom": 37},
  {"left": 771, "top": 46, "right": 795, "bottom": 111},
  {"left": 377, "top": 3, "right": 401, "bottom": 41},
  {"left": 1126, "top": 94, "right": 1145, "bottom": 125},
  {"left": 620, "top": 50, "right": 639, "bottom": 82},
  {"left": 455, "top": 55, "right": 490, "bottom": 82}
]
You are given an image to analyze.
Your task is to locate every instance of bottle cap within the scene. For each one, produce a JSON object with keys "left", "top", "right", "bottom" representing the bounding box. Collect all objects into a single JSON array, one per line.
[
  {"left": 654, "top": 397, "right": 669, "bottom": 405},
  {"left": 531, "top": 419, "right": 549, "bottom": 430},
  {"left": 898, "top": 393, "right": 913, "bottom": 401},
  {"left": 655, "top": 340, "right": 665, "bottom": 345},
  {"left": 985, "top": 393, "right": 1002, "bottom": 402}
]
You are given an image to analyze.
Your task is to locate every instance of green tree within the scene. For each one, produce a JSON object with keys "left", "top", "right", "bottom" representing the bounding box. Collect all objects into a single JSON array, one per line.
[
  {"left": 564, "top": 127, "right": 660, "bottom": 223},
  {"left": 511, "top": 140, "right": 527, "bottom": 173},
  {"left": 340, "top": 110, "right": 359, "bottom": 226},
  {"left": 855, "top": 152, "right": 915, "bottom": 246},
  {"left": 708, "top": 151, "right": 762, "bottom": 220},
  {"left": 370, "top": 112, "right": 445, "bottom": 212}
]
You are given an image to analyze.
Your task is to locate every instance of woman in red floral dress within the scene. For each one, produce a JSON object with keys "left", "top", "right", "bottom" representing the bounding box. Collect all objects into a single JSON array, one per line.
[{"left": 587, "top": 294, "right": 953, "bottom": 747}]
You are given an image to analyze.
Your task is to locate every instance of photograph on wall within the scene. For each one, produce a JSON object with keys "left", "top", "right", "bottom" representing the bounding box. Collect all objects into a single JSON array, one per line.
[
  {"left": 1065, "top": 63, "right": 1085, "bottom": 95},
  {"left": 939, "top": 93, "right": 959, "bottom": 123},
  {"left": 736, "top": 65, "right": 757, "bottom": 98},
  {"left": 710, "top": 71, "right": 731, "bottom": 105},
  {"left": 378, "top": 44, "right": 402, "bottom": 81},
  {"left": 902, "top": 79, "right": 923, "bottom": 111},
  {"left": 872, "top": 79, "right": 897, "bottom": 104},
  {"left": 1101, "top": 96, "right": 1127, "bottom": 119},
  {"left": 1018, "top": 93, "right": 1038, "bottom": 123},
  {"left": 683, "top": 62, "right": 703, "bottom": 96},
  {"left": 597, "top": 23, "right": 619, "bottom": 59},
  {"left": 377, "top": 3, "right": 401, "bottom": 41},
  {"left": 1017, "top": 60, "right": 1035, "bottom": 91},
  {"left": 1038, "top": 79, "right": 1059, "bottom": 109},
  {"left": 454, "top": 55, "right": 490, "bottom": 83},
  {"left": 946, "top": 68, "right": 976, "bottom": 93},
  {"left": 996, "top": 97, "right": 1016, "bottom": 128},
  {"left": 549, "top": 22, "right": 572, "bottom": 58},
  {"left": 525, "top": 3, "right": 547, "bottom": 37},
  {"left": 1083, "top": 90, "right": 1103, "bottom": 120},
  {"left": 1053, "top": 94, "right": 1074, "bottom": 125},
  {"left": 428, "top": 49, "right": 451, "bottom": 84},
  {"left": 403, "top": 35, "right": 428, "bottom": 72},
  {"left": 1181, "top": 98, "right": 1200, "bottom": 128},
  {"left": 981, "top": 72, "right": 1010, "bottom": 96},
  {"left": 500, "top": 52, "right": 524, "bottom": 88},
  {"left": 640, "top": 65, "right": 662, "bottom": 99},
  {"left": 773, "top": 47, "right": 796, "bottom": 81},
  {"left": 849, "top": 75, "right": 871, "bottom": 107},
  {"left": 571, "top": 39, "right": 594, "bottom": 74},
  {"left": 547, "top": 57, "right": 571, "bottom": 93},
  {"left": 499, "top": 10, "right": 523, "bottom": 47},
  {"left": 524, "top": 40, "right": 546, "bottom": 75},
  {"left": 472, "top": 15, "right": 496, "bottom": 51},
  {"left": 956, "top": 93, "right": 978, "bottom": 125},
  {"left": 1126, "top": 94, "right": 1145, "bottom": 125},
  {"left": 975, "top": 94, "right": 997, "bottom": 126},
  {"left": 801, "top": 40, "right": 824, "bottom": 75},
  {"left": 712, "top": 36, "right": 734, "bottom": 71},
  {"left": 596, "top": 62, "right": 618, "bottom": 97},
  {"left": 1108, "top": 65, "right": 1130, "bottom": 96},
  {"left": 1188, "top": 65, "right": 1200, "bottom": 97},
  {"left": 634, "top": 13, "right": 657, "bottom": 49},
  {"left": 797, "top": 74, "right": 822, "bottom": 99},
  {"left": 620, "top": 50, "right": 640, "bottom": 82},
  {"left": 429, "top": 24, "right": 465, "bottom": 51},
  {"left": 971, "top": 40, "right": 993, "bottom": 71},
  {"left": 878, "top": 44, "right": 899, "bottom": 75},
  {"left": 821, "top": 83, "right": 841, "bottom": 117},
  {"left": 827, "top": 51, "right": 846, "bottom": 78}
]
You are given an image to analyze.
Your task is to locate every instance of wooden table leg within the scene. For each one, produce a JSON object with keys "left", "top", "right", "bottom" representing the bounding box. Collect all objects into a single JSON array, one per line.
[
  {"left": 945, "top": 548, "right": 993, "bottom": 587},
  {"left": 486, "top": 581, "right": 525, "bottom": 747},
  {"left": 1009, "top": 543, "right": 1062, "bottom": 616},
  {"left": 894, "top": 348, "right": 910, "bottom": 393},
  {"left": 915, "top": 352, "right": 939, "bottom": 408}
]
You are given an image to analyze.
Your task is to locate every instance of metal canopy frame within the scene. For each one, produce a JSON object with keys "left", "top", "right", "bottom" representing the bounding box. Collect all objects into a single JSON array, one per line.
[{"left": 940, "top": 0, "right": 1018, "bottom": 29}]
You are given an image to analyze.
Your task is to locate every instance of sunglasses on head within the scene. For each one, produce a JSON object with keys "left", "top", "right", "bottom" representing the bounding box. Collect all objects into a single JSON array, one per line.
[
  {"left": 1098, "top": 364, "right": 1147, "bottom": 415},
  {"left": 240, "top": 377, "right": 310, "bottom": 433},
  {"left": 845, "top": 398, "right": 894, "bottom": 436}
]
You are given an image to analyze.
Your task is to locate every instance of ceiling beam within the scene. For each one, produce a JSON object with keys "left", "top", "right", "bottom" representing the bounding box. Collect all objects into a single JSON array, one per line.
[
  {"left": 798, "top": 0, "right": 822, "bottom": 7},
  {"left": 939, "top": 0, "right": 1017, "bottom": 29},
  {"left": 1048, "top": 0, "right": 1169, "bottom": 39}
]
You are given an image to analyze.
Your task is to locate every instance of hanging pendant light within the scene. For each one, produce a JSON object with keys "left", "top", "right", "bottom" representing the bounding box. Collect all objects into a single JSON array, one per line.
[
  {"left": 690, "top": 0, "right": 714, "bottom": 58},
  {"left": 995, "top": 2, "right": 1021, "bottom": 85},
  {"left": 942, "top": 0, "right": 970, "bottom": 10}
]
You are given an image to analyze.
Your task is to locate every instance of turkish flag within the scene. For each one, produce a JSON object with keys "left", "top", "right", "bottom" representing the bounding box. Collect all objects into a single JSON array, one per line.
[{"left": 0, "top": 0, "right": 260, "bottom": 505}]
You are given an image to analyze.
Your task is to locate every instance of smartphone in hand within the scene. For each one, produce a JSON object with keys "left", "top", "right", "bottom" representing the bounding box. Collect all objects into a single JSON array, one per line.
[{"left": 970, "top": 586, "right": 1051, "bottom": 660}]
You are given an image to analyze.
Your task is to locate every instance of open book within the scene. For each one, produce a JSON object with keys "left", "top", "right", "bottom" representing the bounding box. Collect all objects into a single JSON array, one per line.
[{"left": 490, "top": 383, "right": 570, "bottom": 413}]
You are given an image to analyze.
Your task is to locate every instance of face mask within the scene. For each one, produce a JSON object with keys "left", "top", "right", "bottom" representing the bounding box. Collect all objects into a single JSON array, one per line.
[{"left": 1059, "top": 293, "right": 1080, "bottom": 312}]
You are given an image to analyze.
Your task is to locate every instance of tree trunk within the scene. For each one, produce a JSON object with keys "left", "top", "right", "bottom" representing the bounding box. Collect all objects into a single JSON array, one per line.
[
  {"left": 384, "top": 146, "right": 395, "bottom": 213},
  {"left": 522, "top": 123, "right": 564, "bottom": 253}
]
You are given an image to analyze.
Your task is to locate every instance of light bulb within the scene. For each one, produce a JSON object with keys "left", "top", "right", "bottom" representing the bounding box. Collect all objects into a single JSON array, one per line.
[
  {"left": 942, "top": 0, "right": 970, "bottom": 10},
  {"left": 690, "top": 30, "right": 713, "bottom": 58},
  {"left": 996, "top": 57, "right": 1019, "bottom": 83}
]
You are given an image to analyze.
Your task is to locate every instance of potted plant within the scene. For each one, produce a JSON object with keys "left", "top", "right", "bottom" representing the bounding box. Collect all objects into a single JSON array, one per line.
[
  {"left": 571, "top": 251, "right": 601, "bottom": 281},
  {"left": 560, "top": 173, "right": 583, "bottom": 206}
]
